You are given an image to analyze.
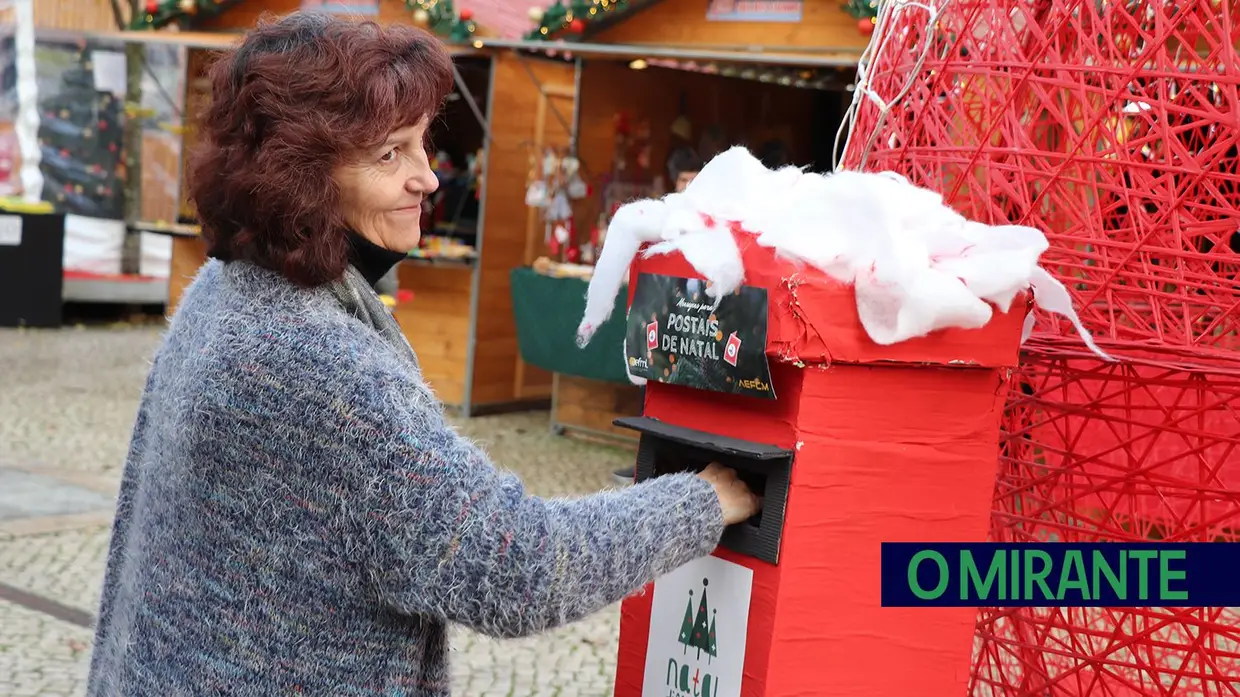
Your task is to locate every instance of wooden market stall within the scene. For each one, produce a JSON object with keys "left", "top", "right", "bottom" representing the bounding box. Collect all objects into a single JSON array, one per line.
[
  {"left": 125, "top": 0, "right": 579, "bottom": 415},
  {"left": 501, "top": 0, "right": 876, "bottom": 443},
  {"left": 1, "top": 0, "right": 182, "bottom": 305}
]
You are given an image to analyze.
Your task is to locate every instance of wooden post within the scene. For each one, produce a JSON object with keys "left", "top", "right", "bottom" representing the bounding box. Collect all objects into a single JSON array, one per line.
[{"left": 121, "top": 39, "right": 144, "bottom": 275}]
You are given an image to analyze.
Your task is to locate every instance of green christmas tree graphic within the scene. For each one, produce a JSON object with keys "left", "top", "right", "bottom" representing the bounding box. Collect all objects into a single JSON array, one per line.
[
  {"left": 691, "top": 578, "right": 711, "bottom": 660},
  {"left": 677, "top": 589, "right": 695, "bottom": 654},
  {"left": 706, "top": 609, "right": 718, "bottom": 663}
]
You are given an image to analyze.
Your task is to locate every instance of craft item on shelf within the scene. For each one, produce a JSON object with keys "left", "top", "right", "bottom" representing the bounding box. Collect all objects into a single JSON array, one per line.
[
  {"left": 531, "top": 255, "right": 598, "bottom": 281},
  {"left": 411, "top": 234, "right": 475, "bottom": 261},
  {"left": 574, "top": 146, "right": 1111, "bottom": 362}
]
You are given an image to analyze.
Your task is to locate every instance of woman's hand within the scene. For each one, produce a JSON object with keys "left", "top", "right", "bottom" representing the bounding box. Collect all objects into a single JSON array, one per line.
[{"left": 697, "top": 463, "right": 762, "bottom": 525}]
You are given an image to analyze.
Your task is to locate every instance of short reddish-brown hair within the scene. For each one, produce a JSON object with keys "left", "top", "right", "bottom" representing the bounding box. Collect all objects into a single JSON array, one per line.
[{"left": 188, "top": 12, "right": 453, "bottom": 286}]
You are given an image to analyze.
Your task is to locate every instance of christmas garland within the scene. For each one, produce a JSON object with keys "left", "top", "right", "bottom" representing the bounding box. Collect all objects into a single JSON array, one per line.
[
  {"left": 524, "top": 0, "right": 638, "bottom": 41},
  {"left": 129, "top": 0, "right": 476, "bottom": 42},
  {"left": 405, "top": 0, "right": 477, "bottom": 42},
  {"left": 841, "top": 0, "right": 880, "bottom": 35},
  {"left": 130, "top": 0, "right": 244, "bottom": 30},
  {"left": 525, "top": 0, "right": 879, "bottom": 40}
]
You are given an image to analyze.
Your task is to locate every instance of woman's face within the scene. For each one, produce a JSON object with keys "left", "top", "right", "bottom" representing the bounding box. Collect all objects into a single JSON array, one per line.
[{"left": 334, "top": 116, "right": 439, "bottom": 252}]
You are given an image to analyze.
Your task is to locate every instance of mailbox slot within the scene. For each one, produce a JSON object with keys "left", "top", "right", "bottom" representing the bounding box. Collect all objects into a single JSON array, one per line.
[{"left": 614, "top": 416, "right": 792, "bottom": 565}]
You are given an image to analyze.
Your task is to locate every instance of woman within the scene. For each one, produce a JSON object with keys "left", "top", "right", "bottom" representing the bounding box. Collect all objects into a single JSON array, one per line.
[{"left": 86, "top": 12, "right": 760, "bottom": 696}]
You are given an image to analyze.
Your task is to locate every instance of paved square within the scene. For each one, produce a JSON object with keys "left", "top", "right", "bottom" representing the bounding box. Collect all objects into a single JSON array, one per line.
[{"left": 0, "top": 470, "right": 114, "bottom": 522}]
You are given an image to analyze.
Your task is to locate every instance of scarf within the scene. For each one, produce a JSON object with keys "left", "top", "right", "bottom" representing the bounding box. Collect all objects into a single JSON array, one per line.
[{"left": 327, "top": 264, "right": 421, "bottom": 375}]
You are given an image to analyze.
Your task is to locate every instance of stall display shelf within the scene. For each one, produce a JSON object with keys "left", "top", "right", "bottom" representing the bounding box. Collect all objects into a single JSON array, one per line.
[
  {"left": 62, "top": 270, "right": 168, "bottom": 304},
  {"left": 511, "top": 260, "right": 642, "bottom": 444}
]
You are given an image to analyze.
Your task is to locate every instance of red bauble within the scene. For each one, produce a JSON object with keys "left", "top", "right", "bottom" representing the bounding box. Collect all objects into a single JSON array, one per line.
[
  {"left": 568, "top": 18, "right": 586, "bottom": 33},
  {"left": 458, "top": 8, "right": 473, "bottom": 21},
  {"left": 565, "top": 246, "right": 580, "bottom": 262},
  {"left": 146, "top": 0, "right": 158, "bottom": 13},
  {"left": 858, "top": 17, "right": 875, "bottom": 35}
]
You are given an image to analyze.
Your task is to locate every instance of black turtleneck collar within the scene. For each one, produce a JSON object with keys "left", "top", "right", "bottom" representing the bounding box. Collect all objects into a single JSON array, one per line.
[{"left": 346, "top": 230, "right": 407, "bottom": 288}]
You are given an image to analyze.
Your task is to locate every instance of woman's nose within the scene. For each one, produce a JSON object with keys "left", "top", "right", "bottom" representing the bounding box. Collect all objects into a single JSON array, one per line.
[{"left": 409, "top": 163, "right": 440, "bottom": 196}]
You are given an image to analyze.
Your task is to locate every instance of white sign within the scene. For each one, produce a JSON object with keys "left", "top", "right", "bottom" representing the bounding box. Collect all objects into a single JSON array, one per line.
[
  {"left": 0, "top": 215, "right": 22, "bottom": 246},
  {"left": 642, "top": 555, "right": 753, "bottom": 697},
  {"left": 706, "top": 0, "right": 803, "bottom": 23},
  {"left": 91, "top": 50, "right": 128, "bottom": 97}
]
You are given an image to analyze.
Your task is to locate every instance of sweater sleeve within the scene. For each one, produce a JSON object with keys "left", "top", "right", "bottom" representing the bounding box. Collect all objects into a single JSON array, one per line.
[{"left": 346, "top": 373, "right": 726, "bottom": 638}]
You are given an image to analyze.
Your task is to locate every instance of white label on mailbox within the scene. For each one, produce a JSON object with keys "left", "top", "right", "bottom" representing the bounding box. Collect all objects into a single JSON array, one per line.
[
  {"left": 642, "top": 555, "right": 753, "bottom": 697},
  {"left": 0, "top": 216, "right": 21, "bottom": 246}
]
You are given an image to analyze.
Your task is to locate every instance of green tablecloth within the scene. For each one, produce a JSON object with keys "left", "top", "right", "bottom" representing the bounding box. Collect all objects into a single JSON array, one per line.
[{"left": 510, "top": 266, "right": 630, "bottom": 384}]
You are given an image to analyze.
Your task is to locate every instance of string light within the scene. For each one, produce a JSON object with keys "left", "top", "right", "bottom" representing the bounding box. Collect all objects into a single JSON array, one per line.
[{"left": 525, "top": 0, "right": 631, "bottom": 40}]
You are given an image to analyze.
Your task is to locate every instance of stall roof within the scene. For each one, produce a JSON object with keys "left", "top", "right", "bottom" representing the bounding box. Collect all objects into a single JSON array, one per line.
[
  {"left": 106, "top": 28, "right": 483, "bottom": 55},
  {"left": 106, "top": 28, "right": 483, "bottom": 53},
  {"left": 471, "top": 37, "right": 862, "bottom": 69}
]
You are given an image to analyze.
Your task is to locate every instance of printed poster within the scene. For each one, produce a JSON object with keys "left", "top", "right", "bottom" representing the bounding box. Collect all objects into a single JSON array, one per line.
[
  {"left": 706, "top": 0, "right": 803, "bottom": 22},
  {"left": 642, "top": 556, "right": 754, "bottom": 697},
  {"left": 625, "top": 273, "right": 775, "bottom": 400}
]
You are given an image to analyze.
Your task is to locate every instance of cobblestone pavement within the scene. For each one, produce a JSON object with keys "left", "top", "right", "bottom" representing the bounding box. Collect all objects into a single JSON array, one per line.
[{"left": 0, "top": 326, "right": 634, "bottom": 697}]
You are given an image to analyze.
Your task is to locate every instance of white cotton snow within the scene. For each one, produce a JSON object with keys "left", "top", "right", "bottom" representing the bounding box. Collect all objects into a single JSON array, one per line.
[{"left": 576, "top": 146, "right": 1112, "bottom": 362}]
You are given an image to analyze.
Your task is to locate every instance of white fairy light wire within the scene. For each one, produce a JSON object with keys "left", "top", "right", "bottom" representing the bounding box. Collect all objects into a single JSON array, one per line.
[{"left": 833, "top": 0, "right": 954, "bottom": 172}]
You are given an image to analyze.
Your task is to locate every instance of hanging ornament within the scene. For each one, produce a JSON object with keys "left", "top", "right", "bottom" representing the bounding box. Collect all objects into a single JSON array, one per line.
[
  {"left": 413, "top": 8, "right": 430, "bottom": 26},
  {"left": 528, "top": 6, "right": 544, "bottom": 22},
  {"left": 567, "top": 175, "right": 587, "bottom": 199},
  {"left": 547, "top": 190, "right": 572, "bottom": 221},
  {"left": 549, "top": 223, "right": 571, "bottom": 256},
  {"left": 542, "top": 149, "right": 559, "bottom": 177},
  {"left": 565, "top": 245, "right": 580, "bottom": 263},
  {"left": 459, "top": 8, "right": 473, "bottom": 21},
  {"left": 179, "top": 0, "right": 196, "bottom": 13},
  {"left": 858, "top": 17, "right": 875, "bottom": 35},
  {"left": 525, "top": 180, "right": 549, "bottom": 207},
  {"left": 568, "top": 18, "right": 586, "bottom": 33},
  {"left": 145, "top": 0, "right": 158, "bottom": 13}
]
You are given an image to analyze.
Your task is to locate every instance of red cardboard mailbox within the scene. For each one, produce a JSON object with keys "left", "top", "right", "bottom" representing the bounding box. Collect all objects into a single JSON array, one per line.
[{"left": 611, "top": 230, "right": 1027, "bottom": 697}]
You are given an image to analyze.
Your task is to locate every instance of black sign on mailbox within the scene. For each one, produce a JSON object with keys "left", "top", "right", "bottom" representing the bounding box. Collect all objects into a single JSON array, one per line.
[{"left": 624, "top": 272, "right": 776, "bottom": 400}]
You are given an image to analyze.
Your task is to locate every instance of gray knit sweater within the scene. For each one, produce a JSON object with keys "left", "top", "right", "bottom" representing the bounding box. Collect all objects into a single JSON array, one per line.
[{"left": 86, "top": 259, "right": 724, "bottom": 696}]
